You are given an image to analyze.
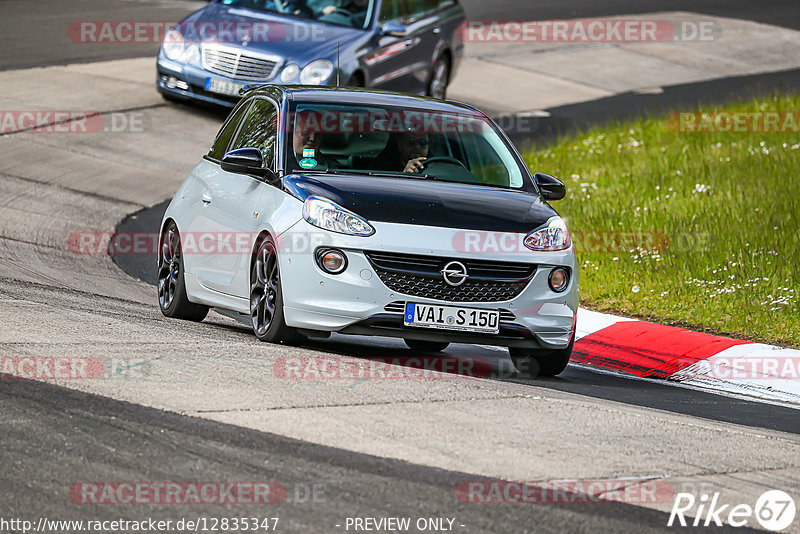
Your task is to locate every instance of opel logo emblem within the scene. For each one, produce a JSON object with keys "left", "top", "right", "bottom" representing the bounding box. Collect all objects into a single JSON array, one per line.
[{"left": 441, "top": 261, "right": 469, "bottom": 287}]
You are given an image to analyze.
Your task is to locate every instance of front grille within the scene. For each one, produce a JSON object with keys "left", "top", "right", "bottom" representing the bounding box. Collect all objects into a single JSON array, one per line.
[
  {"left": 202, "top": 44, "right": 281, "bottom": 82},
  {"left": 366, "top": 251, "right": 536, "bottom": 303},
  {"left": 384, "top": 301, "right": 517, "bottom": 322}
]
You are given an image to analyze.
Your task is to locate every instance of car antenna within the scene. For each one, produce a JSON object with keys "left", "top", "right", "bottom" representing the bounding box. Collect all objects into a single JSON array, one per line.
[{"left": 336, "top": 41, "right": 341, "bottom": 86}]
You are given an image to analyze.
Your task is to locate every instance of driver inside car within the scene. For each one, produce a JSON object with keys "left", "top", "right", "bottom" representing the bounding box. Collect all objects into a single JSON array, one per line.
[
  {"left": 289, "top": 110, "right": 337, "bottom": 171},
  {"left": 372, "top": 131, "right": 430, "bottom": 174},
  {"left": 321, "top": 0, "right": 370, "bottom": 27},
  {"left": 274, "top": 0, "right": 314, "bottom": 17}
]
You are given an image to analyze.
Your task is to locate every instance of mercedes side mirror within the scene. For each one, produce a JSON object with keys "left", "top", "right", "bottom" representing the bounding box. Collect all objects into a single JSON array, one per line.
[
  {"left": 534, "top": 172, "right": 566, "bottom": 201},
  {"left": 381, "top": 22, "right": 408, "bottom": 37}
]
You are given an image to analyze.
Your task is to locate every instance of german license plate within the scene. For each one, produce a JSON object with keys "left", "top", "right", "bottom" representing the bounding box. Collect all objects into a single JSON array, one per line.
[
  {"left": 205, "top": 77, "right": 245, "bottom": 96},
  {"left": 404, "top": 303, "right": 500, "bottom": 334}
]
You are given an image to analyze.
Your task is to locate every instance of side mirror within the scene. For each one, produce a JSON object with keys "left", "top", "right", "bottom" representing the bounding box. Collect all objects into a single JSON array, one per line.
[
  {"left": 221, "top": 148, "right": 277, "bottom": 182},
  {"left": 381, "top": 22, "right": 408, "bottom": 37},
  {"left": 534, "top": 172, "right": 566, "bottom": 201}
]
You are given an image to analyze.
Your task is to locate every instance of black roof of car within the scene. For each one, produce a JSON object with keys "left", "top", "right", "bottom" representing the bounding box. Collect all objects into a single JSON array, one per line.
[{"left": 243, "top": 84, "right": 486, "bottom": 116}]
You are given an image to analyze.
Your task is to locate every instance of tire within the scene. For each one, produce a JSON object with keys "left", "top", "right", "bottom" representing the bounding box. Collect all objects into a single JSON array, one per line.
[
  {"left": 427, "top": 55, "right": 451, "bottom": 100},
  {"left": 250, "top": 236, "right": 303, "bottom": 345},
  {"left": 157, "top": 222, "right": 209, "bottom": 321},
  {"left": 509, "top": 334, "right": 575, "bottom": 378},
  {"left": 404, "top": 339, "right": 450, "bottom": 352}
]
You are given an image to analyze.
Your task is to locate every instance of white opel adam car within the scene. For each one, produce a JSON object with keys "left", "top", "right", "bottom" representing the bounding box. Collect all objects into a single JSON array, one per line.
[{"left": 159, "top": 86, "right": 578, "bottom": 376}]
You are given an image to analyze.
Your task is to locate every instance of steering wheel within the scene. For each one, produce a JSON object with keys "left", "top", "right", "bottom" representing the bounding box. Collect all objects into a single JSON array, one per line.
[
  {"left": 319, "top": 7, "right": 356, "bottom": 24},
  {"left": 332, "top": 7, "right": 355, "bottom": 17},
  {"left": 420, "top": 157, "right": 480, "bottom": 183},
  {"left": 273, "top": 0, "right": 313, "bottom": 17},
  {"left": 421, "top": 157, "right": 467, "bottom": 170}
]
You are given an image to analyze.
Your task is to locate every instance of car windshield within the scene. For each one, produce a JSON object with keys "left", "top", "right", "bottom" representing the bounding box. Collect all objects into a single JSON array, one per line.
[
  {"left": 284, "top": 103, "right": 528, "bottom": 189},
  {"left": 219, "top": 0, "right": 374, "bottom": 30}
]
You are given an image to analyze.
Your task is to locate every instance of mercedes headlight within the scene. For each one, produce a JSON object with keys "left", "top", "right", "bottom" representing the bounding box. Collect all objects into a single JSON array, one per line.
[
  {"left": 281, "top": 64, "right": 300, "bottom": 83},
  {"left": 163, "top": 29, "right": 185, "bottom": 61},
  {"left": 299, "top": 59, "right": 334, "bottom": 85},
  {"left": 524, "top": 216, "right": 571, "bottom": 251},
  {"left": 302, "top": 196, "right": 375, "bottom": 236}
]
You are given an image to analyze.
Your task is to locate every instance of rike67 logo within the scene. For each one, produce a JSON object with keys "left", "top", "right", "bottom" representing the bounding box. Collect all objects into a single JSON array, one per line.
[{"left": 668, "top": 490, "right": 796, "bottom": 531}]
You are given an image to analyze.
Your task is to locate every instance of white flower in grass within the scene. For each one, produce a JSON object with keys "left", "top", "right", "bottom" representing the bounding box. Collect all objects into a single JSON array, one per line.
[{"left": 632, "top": 285, "right": 641, "bottom": 293}]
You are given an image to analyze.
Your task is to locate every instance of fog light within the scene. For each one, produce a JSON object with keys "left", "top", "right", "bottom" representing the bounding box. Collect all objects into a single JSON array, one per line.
[
  {"left": 549, "top": 267, "right": 569, "bottom": 292},
  {"left": 164, "top": 76, "right": 188, "bottom": 91},
  {"left": 316, "top": 249, "right": 347, "bottom": 274}
]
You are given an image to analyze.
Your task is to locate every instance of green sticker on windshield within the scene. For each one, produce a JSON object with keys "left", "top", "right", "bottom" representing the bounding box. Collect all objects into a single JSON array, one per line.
[{"left": 299, "top": 158, "right": 317, "bottom": 169}]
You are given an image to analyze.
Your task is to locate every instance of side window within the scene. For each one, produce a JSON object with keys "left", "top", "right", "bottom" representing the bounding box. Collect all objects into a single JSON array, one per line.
[
  {"left": 405, "top": 0, "right": 438, "bottom": 20},
  {"left": 230, "top": 99, "right": 279, "bottom": 169},
  {"left": 379, "top": 0, "right": 408, "bottom": 23},
  {"left": 208, "top": 100, "right": 252, "bottom": 160},
  {"left": 462, "top": 133, "right": 511, "bottom": 186}
]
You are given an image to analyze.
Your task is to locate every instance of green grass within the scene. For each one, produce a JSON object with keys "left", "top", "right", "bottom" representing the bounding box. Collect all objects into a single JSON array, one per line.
[{"left": 523, "top": 94, "right": 800, "bottom": 346}]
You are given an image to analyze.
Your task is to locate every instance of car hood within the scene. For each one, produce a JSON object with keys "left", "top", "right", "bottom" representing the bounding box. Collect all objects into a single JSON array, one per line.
[
  {"left": 282, "top": 174, "right": 558, "bottom": 233},
  {"left": 181, "top": 3, "right": 363, "bottom": 60}
]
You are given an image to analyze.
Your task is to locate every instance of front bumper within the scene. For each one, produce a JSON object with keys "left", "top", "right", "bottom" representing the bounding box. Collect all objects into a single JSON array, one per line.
[
  {"left": 278, "top": 220, "right": 579, "bottom": 350},
  {"left": 339, "top": 314, "right": 546, "bottom": 349},
  {"left": 156, "top": 54, "right": 335, "bottom": 108},
  {"left": 157, "top": 57, "right": 243, "bottom": 107}
]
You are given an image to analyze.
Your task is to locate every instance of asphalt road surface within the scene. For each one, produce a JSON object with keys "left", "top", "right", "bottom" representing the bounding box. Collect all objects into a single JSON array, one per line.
[{"left": 6, "top": 377, "right": 763, "bottom": 533}]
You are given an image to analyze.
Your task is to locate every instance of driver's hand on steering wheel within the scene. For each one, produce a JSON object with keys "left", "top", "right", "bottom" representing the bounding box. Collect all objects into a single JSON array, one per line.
[
  {"left": 322, "top": 4, "right": 337, "bottom": 15},
  {"left": 404, "top": 157, "right": 427, "bottom": 174}
]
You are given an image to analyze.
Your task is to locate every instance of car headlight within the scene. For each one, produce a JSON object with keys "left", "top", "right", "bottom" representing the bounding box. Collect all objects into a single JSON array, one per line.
[
  {"left": 299, "top": 59, "right": 334, "bottom": 85},
  {"left": 181, "top": 43, "right": 201, "bottom": 65},
  {"left": 302, "top": 196, "right": 375, "bottom": 236},
  {"left": 163, "top": 29, "right": 185, "bottom": 61},
  {"left": 281, "top": 64, "right": 300, "bottom": 83},
  {"left": 524, "top": 216, "right": 571, "bottom": 251}
]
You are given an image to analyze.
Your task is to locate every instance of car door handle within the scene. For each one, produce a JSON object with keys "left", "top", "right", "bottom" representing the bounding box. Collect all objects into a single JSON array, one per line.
[{"left": 201, "top": 191, "right": 212, "bottom": 204}]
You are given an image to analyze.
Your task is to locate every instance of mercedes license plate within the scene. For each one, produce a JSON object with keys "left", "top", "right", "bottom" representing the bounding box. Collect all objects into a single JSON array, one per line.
[{"left": 205, "top": 77, "right": 245, "bottom": 96}]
